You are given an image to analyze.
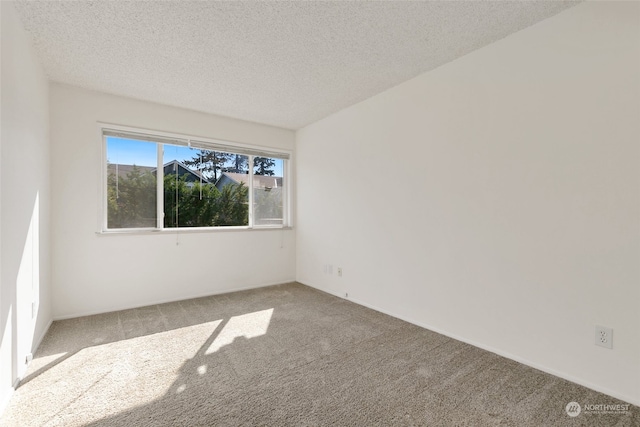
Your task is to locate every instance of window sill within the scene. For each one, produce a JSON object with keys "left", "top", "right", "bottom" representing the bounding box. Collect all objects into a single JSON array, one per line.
[{"left": 96, "top": 226, "right": 293, "bottom": 236}]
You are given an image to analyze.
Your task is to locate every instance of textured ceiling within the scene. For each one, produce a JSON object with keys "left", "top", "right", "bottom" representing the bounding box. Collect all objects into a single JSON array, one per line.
[{"left": 14, "top": 1, "right": 578, "bottom": 130}]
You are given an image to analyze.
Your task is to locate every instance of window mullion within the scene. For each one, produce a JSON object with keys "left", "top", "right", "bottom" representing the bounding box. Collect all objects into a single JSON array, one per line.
[
  {"left": 248, "top": 155, "right": 254, "bottom": 228},
  {"left": 156, "top": 143, "right": 164, "bottom": 229},
  {"left": 102, "top": 134, "right": 108, "bottom": 230},
  {"left": 283, "top": 159, "right": 289, "bottom": 227}
]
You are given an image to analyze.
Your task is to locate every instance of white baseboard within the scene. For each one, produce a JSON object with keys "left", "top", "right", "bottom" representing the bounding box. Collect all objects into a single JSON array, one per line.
[
  {"left": 0, "top": 317, "right": 54, "bottom": 418},
  {"left": 53, "top": 279, "right": 297, "bottom": 320},
  {"left": 33, "top": 319, "right": 53, "bottom": 354},
  {"left": 298, "top": 280, "right": 640, "bottom": 407}
]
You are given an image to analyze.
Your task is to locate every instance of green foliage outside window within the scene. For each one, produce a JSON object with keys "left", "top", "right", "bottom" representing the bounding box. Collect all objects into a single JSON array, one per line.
[
  {"left": 107, "top": 166, "right": 248, "bottom": 229},
  {"left": 107, "top": 165, "right": 156, "bottom": 228},
  {"left": 164, "top": 175, "right": 248, "bottom": 227}
]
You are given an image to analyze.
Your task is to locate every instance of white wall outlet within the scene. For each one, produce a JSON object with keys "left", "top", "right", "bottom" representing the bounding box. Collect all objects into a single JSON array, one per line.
[
  {"left": 595, "top": 325, "right": 613, "bottom": 349},
  {"left": 337, "top": 267, "right": 342, "bottom": 277}
]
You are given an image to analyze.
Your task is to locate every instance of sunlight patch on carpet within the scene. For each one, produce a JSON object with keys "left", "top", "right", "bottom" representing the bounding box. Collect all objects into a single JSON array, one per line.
[
  {"left": 6, "top": 319, "right": 224, "bottom": 427},
  {"left": 206, "top": 309, "right": 273, "bottom": 355}
]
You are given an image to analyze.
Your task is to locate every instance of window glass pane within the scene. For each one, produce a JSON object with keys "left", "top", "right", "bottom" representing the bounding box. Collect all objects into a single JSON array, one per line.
[
  {"left": 104, "top": 128, "right": 289, "bottom": 231},
  {"left": 163, "top": 145, "right": 249, "bottom": 227},
  {"left": 253, "top": 157, "right": 284, "bottom": 226},
  {"left": 106, "top": 137, "right": 157, "bottom": 228}
]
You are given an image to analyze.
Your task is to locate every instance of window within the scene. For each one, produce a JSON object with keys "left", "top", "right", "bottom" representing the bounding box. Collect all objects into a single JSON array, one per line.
[{"left": 103, "top": 127, "right": 290, "bottom": 231}]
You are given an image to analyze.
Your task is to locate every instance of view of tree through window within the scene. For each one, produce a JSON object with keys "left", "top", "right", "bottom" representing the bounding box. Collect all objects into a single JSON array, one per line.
[
  {"left": 106, "top": 138, "right": 157, "bottom": 229},
  {"left": 162, "top": 145, "right": 250, "bottom": 227},
  {"left": 105, "top": 132, "right": 287, "bottom": 230}
]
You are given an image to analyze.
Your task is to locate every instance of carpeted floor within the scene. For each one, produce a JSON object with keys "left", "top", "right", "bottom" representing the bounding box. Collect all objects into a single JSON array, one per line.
[{"left": 0, "top": 282, "right": 637, "bottom": 426}]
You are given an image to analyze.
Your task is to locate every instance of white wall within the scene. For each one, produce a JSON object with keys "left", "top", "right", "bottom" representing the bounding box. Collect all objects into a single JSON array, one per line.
[
  {"left": 0, "top": 1, "right": 52, "bottom": 410},
  {"left": 296, "top": 1, "right": 639, "bottom": 405},
  {"left": 50, "top": 84, "right": 296, "bottom": 319}
]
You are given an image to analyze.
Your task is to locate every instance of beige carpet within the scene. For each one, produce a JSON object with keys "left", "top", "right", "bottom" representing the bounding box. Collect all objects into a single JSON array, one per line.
[{"left": 0, "top": 283, "right": 637, "bottom": 426}]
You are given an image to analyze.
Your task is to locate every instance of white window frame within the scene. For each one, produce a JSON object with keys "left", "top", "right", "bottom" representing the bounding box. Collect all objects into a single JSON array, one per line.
[{"left": 99, "top": 123, "right": 292, "bottom": 233}]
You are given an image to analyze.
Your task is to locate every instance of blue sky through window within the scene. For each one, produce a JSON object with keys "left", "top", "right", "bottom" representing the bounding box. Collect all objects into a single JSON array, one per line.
[
  {"left": 107, "top": 136, "right": 284, "bottom": 176},
  {"left": 107, "top": 137, "right": 158, "bottom": 167}
]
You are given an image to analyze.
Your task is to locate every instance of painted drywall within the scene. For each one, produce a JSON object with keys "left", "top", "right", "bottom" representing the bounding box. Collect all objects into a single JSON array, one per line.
[
  {"left": 296, "top": 1, "right": 639, "bottom": 405},
  {"left": 50, "top": 84, "right": 296, "bottom": 319},
  {"left": 0, "top": 1, "right": 52, "bottom": 410}
]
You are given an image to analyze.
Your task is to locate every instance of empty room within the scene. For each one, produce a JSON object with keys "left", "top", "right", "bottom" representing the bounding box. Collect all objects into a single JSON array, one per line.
[{"left": 1, "top": 0, "right": 638, "bottom": 425}]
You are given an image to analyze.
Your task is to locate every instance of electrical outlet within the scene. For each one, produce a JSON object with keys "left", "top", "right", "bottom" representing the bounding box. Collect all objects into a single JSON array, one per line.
[
  {"left": 595, "top": 325, "right": 613, "bottom": 349},
  {"left": 337, "top": 267, "right": 342, "bottom": 277}
]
